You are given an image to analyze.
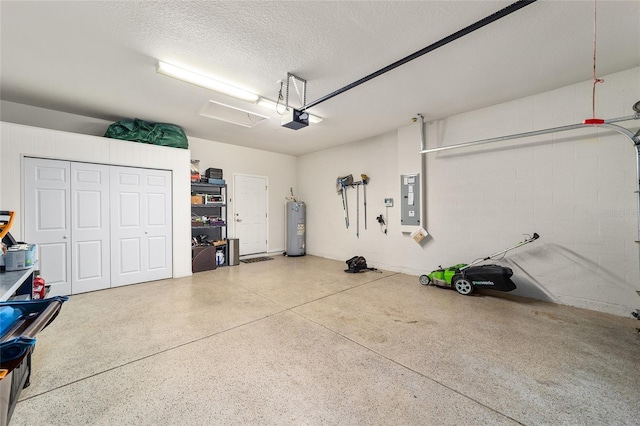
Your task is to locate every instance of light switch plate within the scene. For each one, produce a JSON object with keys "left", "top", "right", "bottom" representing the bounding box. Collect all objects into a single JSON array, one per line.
[{"left": 384, "top": 198, "right": 393, "bottom": 207}]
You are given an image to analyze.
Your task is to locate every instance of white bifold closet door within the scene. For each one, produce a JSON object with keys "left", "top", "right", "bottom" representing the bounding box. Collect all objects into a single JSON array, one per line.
[
  {"left": 24, "top": 158, "right": 172, "bottom": 295},
  {"left": 24, "top": 158, "right": 73, "bottom": 296},
  {"left": 71, "top": 162, "right": 111, "bottom": 293},
  {"left": 110, "top": 166, "right": 172, "bottom": 287}
]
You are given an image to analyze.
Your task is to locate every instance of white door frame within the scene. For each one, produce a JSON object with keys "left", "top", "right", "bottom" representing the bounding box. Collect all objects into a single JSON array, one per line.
[{"left": 232, "top": 173, "right": 269, "bottom": 255}]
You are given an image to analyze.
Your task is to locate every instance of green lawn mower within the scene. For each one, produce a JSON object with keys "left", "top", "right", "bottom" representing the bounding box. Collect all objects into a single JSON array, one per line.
[{"left": 419, "top": 233, "right": 539, "bottom": 295}]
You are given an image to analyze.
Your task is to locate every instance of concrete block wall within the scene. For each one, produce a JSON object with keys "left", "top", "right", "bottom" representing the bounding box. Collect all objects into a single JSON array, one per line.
[
  {"left": 298, "top": 130, "right": 407, "bottom": 271},
  {"left": 300, "top": 67, "right": 640, "bottom": 316}
]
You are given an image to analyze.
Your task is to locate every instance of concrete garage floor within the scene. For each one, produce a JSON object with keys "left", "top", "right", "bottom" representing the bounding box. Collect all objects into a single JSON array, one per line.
[{"left": 10, "top": 255, "right": 640, "bottom": 425}]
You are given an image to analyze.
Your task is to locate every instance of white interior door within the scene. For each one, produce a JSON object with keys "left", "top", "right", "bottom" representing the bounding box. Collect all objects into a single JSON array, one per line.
[
  {"left": 71, "top": 162, "right": 110, "bottom": 294},
  {"left": 111, "top": 166, "right": 172, "bottom": 287},
  {"left": 234, "top": 175, "right": 267, "bottom": 255},
  {"left": 24, "top": 158, "right": 71, "bottom": 296}
]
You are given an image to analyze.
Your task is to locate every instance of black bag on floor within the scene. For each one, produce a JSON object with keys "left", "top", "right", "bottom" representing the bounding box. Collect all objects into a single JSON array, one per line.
[{"left": 344, "top": 256, "right": 376, "bottom": 273}]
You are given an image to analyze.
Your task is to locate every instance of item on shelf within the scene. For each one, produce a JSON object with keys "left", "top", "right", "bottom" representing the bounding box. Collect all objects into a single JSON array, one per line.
[
  {"left": 191, "top": 194, "right": 204, "bottom": 205},
  {"left": 209, "top": 219, "right": 225, "bottom": 226},
  {"left": 192, "top": 246, "right": 217, "bottom": 272},
  {"left": 216, "top": 250, "right": 225, "bottom": 266},
  {"left": 191, "top": 160, "right": 200, "bottom": 181},
  {"left": 32, "top": 276, "right": 46, "bottom": 299},
  {"left": 204, "top": 194, "right": 225, "bottom": 204},
  {"left": 5, "top": 244, "right": 36, "bottom": 272},
  {"left": 205, "top": 168, "right": 224, "bottom": 179},
  {"left": 0, "top": 242, "right": 6, "bottom": 271},
  {"left": 197, "top": 234, "right": 209, "bottom": 243},
  {"left": 207, "top": 178, "right": 226, "bottom": 185}
]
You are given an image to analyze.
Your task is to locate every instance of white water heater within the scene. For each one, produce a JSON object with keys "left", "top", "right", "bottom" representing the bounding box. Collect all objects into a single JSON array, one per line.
[{"left": 285, "top": 201, "right": 306, "bottom": 256}]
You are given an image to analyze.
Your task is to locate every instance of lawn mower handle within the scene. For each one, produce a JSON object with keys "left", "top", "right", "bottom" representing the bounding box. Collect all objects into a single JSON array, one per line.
[{"left": 461, "top": 232, "right": 540, "bottom": 270}]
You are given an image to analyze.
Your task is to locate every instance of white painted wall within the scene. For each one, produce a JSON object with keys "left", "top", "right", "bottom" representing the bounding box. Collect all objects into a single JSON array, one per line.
[
  {"left": 299, "top": 67, "right": 640, "bottom": 316},
  {"left": 188, "top": 137, "right": 297, "bottom": 253},
  {"left": 0, "top": 122, "right": 193, "bottom": 279}
]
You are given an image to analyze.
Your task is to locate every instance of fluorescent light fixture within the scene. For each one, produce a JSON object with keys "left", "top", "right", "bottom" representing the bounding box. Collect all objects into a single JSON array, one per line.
[
  {"left": 157, "top": 61, "right": 259, "bottom": 103},
  {"left": 256, "top": 97, "right": 323, "bottom": 124}
]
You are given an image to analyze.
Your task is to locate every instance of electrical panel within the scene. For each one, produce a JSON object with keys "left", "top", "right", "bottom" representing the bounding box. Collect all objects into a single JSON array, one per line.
[{"left": 400, "top": 173, "right": 420, "bottom": 229}]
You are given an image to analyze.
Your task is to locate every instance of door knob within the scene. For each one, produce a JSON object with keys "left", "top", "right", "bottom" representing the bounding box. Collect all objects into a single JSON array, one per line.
[
  {"left": 62, "top": 236, "right": 67, "bottom": 239},
  {"left": 236, "top": 219, "right": 242, "bottom": 222}
]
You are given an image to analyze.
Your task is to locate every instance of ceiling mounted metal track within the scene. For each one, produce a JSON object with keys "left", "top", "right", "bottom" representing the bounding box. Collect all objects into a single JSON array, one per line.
[{"left": 300, "top": 0, "right": 537, "bottom": 112}]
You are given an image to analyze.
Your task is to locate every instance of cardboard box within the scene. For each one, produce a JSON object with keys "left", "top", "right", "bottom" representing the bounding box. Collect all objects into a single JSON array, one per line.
[
  {"left": 410, "top": 227, "right": 429, "bottom": 244},
  {"left": 191, "top": 195, "right": 204, "bottom": 205}
]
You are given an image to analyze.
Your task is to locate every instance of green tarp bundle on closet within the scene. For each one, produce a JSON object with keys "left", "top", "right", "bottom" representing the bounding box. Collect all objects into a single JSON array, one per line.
[{"left": 104, "top": 118, "right": 188, "bottom": 149}]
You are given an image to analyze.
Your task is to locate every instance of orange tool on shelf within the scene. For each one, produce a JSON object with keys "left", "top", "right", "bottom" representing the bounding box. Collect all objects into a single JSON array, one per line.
[{"left": 0, "top": 211, "right": 15, "bottom": 240}]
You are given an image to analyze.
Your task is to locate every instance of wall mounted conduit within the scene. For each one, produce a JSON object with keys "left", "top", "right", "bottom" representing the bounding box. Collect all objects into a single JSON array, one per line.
[
  {"left": 299, "top": 0, "right": 537, "bottom": 112},
  {"left": 419, "top": 112, "right": 640, "bottom": 300}
]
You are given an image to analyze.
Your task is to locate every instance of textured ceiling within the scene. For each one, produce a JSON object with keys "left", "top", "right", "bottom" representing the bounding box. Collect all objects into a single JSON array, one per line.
[{"left": 1, "top": 1, "right": 639, "bottom": 156}]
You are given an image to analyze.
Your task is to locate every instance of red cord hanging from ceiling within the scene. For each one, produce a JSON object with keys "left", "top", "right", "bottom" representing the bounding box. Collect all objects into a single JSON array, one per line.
[{"left": 585, "top": 0, "right": 605, "bottom": 125}]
